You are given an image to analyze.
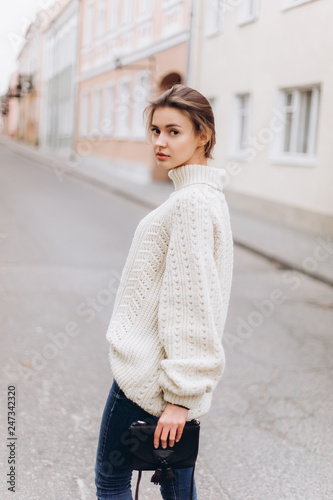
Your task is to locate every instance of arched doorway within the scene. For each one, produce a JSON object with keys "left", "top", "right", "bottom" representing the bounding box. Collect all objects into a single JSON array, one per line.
[{"left": 159, "top": 72, "right": 182, "bottom": 92}]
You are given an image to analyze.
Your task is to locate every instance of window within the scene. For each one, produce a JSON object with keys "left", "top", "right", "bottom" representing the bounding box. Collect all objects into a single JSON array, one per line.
[
  {"left": 228, "top": 94, "right": 251, "bottom": 159},
  {"left": 132, "top": 72, "right": 150, "bottom": 138},
  {"left": 205, "top": 0, "right": 224, "bottom": 37},
  {"left": 139, "top": 0, "right": 153, "bottom": 17},
  {"left": 116, "top": 80, "right": 131, "bottom": 137},
  {"left": 281, "top": 0, "right": 315, "bottom": 11},
  {"left": 109, "top": 0, "right": 119, "bottom": 31},
  {"left": 270, "top": 85, "right": 320, "bottom": 166},
  {"left": 102, "top": 83, "right": 114, "bottom": 137},
  {"left": 59, "top": 100, "right": 64, "bottom": 135},
  {"left": 283, "top": 88, "right": 319, "bottom": 154},
  {"left": 208, "top": 97, "right": 217, "bottom": 122},
  {"left": 137, "top": 19, "right": 153, "bottom": 48},
  {"left": 97, "top": 0, "right": 106, "bottom": 37},
  {"left": 237, "top": 0, "right": 260, "bottom": 26},
  {"left": 238, "top": 95, "right": 250, "bottom": 152},
  {"left": 80, "top": 90, "right": 90, "bottom": 137},
  {"left": 122, "top": 0, "right": 133, "bottom": 25},
  {"left": 84, "top": 1, "right": 94, "bottom": 46},
  {"left": 161, "top": 1, "right": 183, "bottom": 38},
  {"left": 92, "top": 87, "right": 102, "bottom": 137}
]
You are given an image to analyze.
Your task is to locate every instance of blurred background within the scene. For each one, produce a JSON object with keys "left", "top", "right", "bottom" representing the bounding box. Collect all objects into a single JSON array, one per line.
[{"left": 0, "top": 1, "right": 333, "bottom": 499}]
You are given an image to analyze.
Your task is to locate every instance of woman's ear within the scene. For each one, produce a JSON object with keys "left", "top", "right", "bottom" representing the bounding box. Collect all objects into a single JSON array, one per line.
[{"left": 198, "top": 129, "right": 211, "bottom": 148}]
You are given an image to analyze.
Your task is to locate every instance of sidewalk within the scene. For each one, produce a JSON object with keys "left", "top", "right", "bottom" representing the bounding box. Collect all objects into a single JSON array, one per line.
[{"left": 1, "top": 134, "right": 332, "bottom": 287}]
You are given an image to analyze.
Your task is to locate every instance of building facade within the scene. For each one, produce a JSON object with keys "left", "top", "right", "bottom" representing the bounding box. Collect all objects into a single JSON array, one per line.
[
  {"left": 189, "top": 0, "right": 333, "bottom": 234},
  {"left": 16, "top": 20, "right": 43, "bottom": 146},
  {"left": 1, "top": 72, "right": 21, "bottom": 138},
  {"left": 76, "top": 0, "right": 192, "bottom": 180},
  {"left": 40, "top": 0, "right": 80, "bottom": 151}
]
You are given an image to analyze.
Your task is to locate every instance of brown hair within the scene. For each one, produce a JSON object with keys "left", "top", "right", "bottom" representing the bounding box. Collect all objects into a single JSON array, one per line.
[{"left": 144, "top": 84, "right": 216, "bottom": 160}]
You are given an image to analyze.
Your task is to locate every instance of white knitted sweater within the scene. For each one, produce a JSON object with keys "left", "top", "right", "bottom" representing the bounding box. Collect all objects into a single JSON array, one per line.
[{"left": 106, "top": 163, "right": 233, "bottom": 419}]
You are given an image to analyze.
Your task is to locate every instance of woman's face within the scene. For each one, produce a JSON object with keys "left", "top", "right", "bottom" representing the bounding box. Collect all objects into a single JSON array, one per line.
[{"left": 150, "top": 106, "right": 208, "bottom": 170}]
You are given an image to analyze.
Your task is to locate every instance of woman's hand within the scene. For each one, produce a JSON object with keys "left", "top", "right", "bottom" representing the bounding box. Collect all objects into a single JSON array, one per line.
[{"left": 154, "top": 403, "right": 188, "bottom": 449}]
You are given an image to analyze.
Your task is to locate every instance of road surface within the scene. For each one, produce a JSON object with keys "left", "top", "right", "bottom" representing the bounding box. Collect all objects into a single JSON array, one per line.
[{"left": 0, "top": 143, "right": 332, "bottom": 499}]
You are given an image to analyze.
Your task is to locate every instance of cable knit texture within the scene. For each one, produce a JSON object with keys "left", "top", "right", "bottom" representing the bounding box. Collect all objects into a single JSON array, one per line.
[{"left": 106, "top": 164, "right": 234, "bottom": 419}]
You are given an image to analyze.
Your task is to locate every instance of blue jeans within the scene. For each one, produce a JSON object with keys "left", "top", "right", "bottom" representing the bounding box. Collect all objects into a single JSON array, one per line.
[{"left": 94, "top": 379, "right": 198, "bottom": 500}]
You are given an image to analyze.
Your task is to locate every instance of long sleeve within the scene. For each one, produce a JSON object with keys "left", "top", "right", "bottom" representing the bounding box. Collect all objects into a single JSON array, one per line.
[{"left": 157, "top": 189, "right": 226, "bottom": 410}]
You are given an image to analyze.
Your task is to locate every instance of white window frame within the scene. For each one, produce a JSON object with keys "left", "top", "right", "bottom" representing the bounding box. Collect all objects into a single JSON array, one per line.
[
  {"left": 162, "top": 0, "right": 181, "bottom": 7},
  {"left": 97, "top": 0, "right": 106, "bottom": 38},
  {"left": 227, "top": 93, "right": 251, "bottom": 161},
  {"left": 136, "top": 17, "right": 153, "bottom": 49},
  {"left": 84, "top": 1, "right": 94, "bottom": 46},
  {"left": 132, "top": 71, "right": 150, "bottom": 140},
  {"left": 269, "top": 85, "right": 320, "bottom": 167},
  {"left": 138, "top": 0, "right": 153, "bottom": 21},
  {"left": 205, "top": 0, "right": 224, "bottom": 37},
  {"left": 59, "top": 100, "right": 64, "bottom": 135},
  {"left": 102, "top": 82, "right": 115, "bottom": 137},
  {"left": 66, "top": 100, "right": 71, "bottom": 136},
  {"left": 122, "top": 0, "right": 134, "bottom": 25},
  {"left": 208, "top": 96, "right": 217, "bottom": 118},
  {"left": 281, "top": 0, "right": 315, "bottom": 11},
  {"left": 115, "top": 78, "right": 131, "bottom": 138},
  {"left": 109, "top": 0, "right": 119, "bottom": 32},
  {"left": 80, "top": 90, "right": 90, "bottom": 138},
  {"left": 237, "top": 0, "right": 260, "bottom": 26},
  {"left": 91, "top": 86, "right": 103, "bottom": 138},
  {"left": 161, "top": 1, "right": 183, "bottom": 38}
]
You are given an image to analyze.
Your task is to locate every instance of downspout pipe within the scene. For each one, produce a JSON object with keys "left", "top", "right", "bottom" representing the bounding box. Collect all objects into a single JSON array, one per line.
[{"left": 186, "top": 0, "right": 198, "bottom": 87}]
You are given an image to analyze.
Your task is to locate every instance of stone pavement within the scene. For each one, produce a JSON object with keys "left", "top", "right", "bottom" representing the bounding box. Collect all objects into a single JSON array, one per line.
[{"left": 1, "top": 134, "right": 332, "bottom": 287}]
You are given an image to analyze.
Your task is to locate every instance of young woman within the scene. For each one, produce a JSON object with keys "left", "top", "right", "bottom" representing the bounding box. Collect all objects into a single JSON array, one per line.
[{"left": 94, "top": 84, "right": 234, "bottom": 499}]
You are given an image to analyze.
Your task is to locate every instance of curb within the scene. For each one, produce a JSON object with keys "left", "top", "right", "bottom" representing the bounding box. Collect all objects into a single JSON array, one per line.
[{"left": 233, "top": 240, "right": 333, "bottom": 288}]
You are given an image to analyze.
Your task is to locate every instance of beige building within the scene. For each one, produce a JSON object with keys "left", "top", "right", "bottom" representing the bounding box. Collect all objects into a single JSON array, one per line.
[
  {"left": 2, "top": 72, "right": 21, "bottom": 138},
  {"left": 76, "top": 0, "right": 192, "bottom": 180},
  {"left": 6, "top": 0, "right": 76, "bottom": 149},
  {"left": 17, "top": 20, "right": 43, "bottom": 146},
  {"left": 189, "top": 0, "right": 333, "bottom": 234}
]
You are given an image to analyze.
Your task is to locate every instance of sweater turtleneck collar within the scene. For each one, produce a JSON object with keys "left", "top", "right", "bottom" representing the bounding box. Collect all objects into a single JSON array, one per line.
[{"left": 168, "top": 163, "right": 226, "bottom": 192}]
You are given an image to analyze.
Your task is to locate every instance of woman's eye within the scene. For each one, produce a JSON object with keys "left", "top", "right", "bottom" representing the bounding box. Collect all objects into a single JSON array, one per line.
[
  {"left": 151, "top": 128, "right": 159, "bottom": 134},
  {"left": 171, "top": 130, "right": 179, "bottom": 136}
]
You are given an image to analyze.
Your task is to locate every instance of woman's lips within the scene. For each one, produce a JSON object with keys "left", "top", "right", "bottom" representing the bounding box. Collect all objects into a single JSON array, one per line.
[{"left": 156, "top": 153, "right": 170, "bottom": 160}]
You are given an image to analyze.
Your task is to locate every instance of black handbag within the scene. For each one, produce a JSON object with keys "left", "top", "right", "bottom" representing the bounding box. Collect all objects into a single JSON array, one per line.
[{"left": 126, "top": 419, "right": 200, "bottom": 500}]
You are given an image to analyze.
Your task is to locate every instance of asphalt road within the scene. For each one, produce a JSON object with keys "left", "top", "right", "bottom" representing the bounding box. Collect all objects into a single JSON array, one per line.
[{"left": 0, "top": 143, "right": 332, "bottom": 500}]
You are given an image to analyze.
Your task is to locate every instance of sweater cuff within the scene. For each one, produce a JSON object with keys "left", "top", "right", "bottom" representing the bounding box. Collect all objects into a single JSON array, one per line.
[{"left": 163, "top": 389, "right": 203, "bottom": 411}]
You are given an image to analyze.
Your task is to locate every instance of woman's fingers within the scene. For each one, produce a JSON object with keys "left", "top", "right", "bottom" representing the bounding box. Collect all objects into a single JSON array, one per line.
[
  {"left": 168, "top": 427, "right": 177, "bottom": 448},
  {"left": 175, "top": 423, "right": 185, "bottom": 443},
  {"left": 154, "top": 403, "right": 188, "bottom": 448},
  {"left": 160, "top": 426, "right": 171, "bottom": 448},
  {"left": 153, "top": 423, "right": 184, "bottom": 448},
  {"left": 154, "top": 423, "right": 174, "bottom": 449},
  {"left": 154, "top": 422, "right": 163, "bottom": 449}
]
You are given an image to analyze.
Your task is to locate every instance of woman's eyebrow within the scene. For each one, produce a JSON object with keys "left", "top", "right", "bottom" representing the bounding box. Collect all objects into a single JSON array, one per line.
[{"left": 151, "top": 123, "right": 182, "bottom": 128}]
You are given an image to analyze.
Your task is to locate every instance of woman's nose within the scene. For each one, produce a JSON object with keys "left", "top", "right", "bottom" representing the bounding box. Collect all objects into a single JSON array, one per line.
[{"left": 155, "top": 133, "right": 167, "bottom": 146}]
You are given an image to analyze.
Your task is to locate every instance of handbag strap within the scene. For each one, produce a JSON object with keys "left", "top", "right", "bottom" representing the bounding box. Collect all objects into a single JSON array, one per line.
[
  {"left": 134, "top": 466, "right": 195, "bottom": 500},
  {"left": 135, "top": 470, "right": 142, "bottom": 500}
]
